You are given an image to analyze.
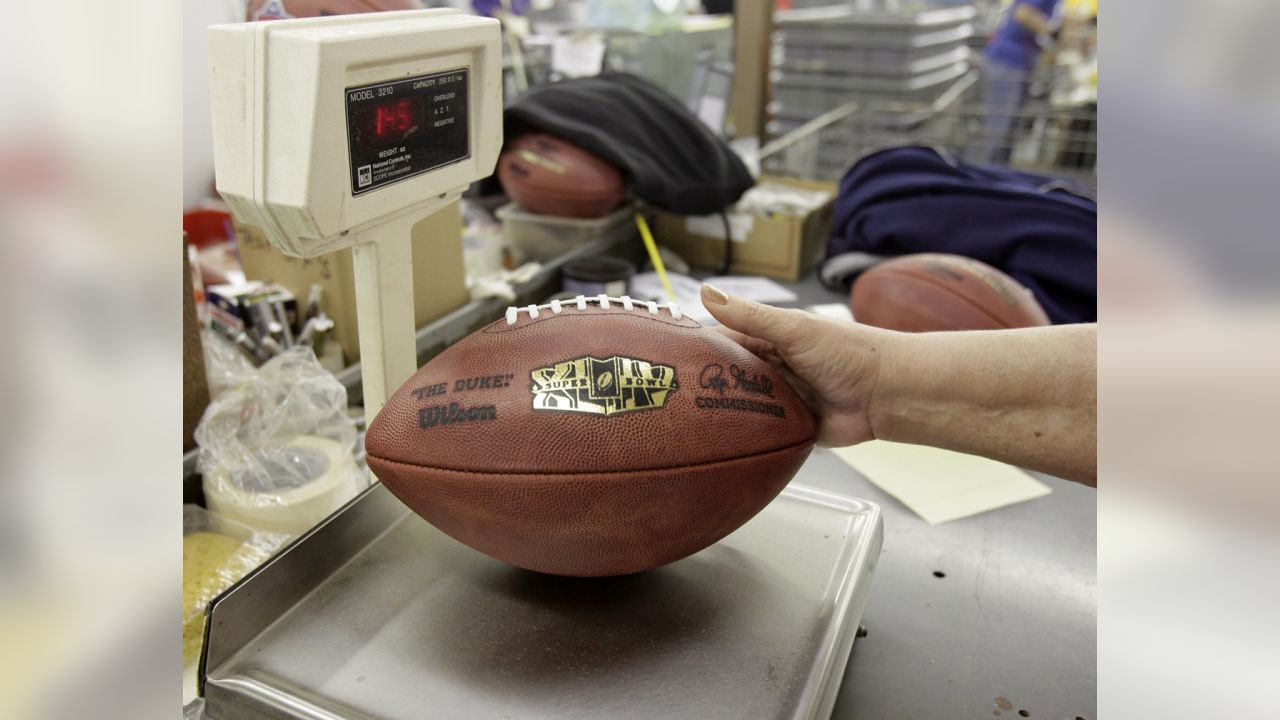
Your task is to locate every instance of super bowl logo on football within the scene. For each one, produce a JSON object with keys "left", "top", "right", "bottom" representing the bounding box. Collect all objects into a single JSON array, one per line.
[{"left": 531, "top": 356, "right": 677, "bottom": 416}]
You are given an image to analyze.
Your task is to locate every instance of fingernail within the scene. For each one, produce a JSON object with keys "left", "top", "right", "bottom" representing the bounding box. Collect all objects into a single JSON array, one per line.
[{"left": 701, "top": 283, "right": 729, "bottom": 306}]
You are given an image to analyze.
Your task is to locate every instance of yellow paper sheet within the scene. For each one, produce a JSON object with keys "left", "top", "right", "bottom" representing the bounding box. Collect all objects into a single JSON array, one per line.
[{"left": 831, "top": 440, "right": 1052, "bottom": 524}]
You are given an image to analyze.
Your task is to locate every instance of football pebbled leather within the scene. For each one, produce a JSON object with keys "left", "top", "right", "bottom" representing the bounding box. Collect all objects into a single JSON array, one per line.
[{"left": 365, "top": 296, "right": 817, "bottom": 576}]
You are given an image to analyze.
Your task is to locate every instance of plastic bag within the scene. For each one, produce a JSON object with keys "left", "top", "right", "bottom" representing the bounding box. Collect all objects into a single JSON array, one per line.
[
  {"left": 194, "top": 347, "right": 366, "bottom": 537},
  {"left": 201, "top": 328, "right": 256, "bottom": 399}
]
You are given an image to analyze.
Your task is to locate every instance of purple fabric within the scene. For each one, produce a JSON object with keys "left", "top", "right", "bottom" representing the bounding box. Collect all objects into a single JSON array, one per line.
[
  {"left": 471, "top": 0, "right": 530, "bottom": 17},
  {"left": 828, "top": 146, "right": 1096, "bottom": 324}
]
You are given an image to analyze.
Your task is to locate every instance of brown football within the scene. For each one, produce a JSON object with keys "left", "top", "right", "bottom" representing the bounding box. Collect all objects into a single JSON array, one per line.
[
  {"left": 364, "top": 295, "right": 816, "bottom": 576},
  {"left": 496, "top": 133, "right": 626, "bottom": 218},
  {"left": 851, "top": 253, "right": 1051, "bottom": 332},
  {"left": 246, "top": 0, "right": 420, "bottom": 22}
]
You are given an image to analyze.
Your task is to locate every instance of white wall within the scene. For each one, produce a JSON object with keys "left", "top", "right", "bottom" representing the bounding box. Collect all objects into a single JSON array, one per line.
[{"left": 184, "top": 0, "right": 246, "bottom": 210}]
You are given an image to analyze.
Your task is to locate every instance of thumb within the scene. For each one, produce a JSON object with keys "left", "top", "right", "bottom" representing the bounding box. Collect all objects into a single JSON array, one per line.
[{"left": 700, "top": 283, "right": 806, "bottom": 348}]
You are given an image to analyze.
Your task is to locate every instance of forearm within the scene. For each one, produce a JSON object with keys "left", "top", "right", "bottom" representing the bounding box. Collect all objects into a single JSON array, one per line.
[
  {"left": 1013, "top": 4, "right": 1054, "bottom": 36},
  {"left": 869, "top": 324, "right": 1097, "bottom": 485}
]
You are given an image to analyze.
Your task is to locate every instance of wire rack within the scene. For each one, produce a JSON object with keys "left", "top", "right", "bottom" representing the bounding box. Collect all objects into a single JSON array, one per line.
[{"left": 761, "top": 68, "right": 1097, "bottom": 188}]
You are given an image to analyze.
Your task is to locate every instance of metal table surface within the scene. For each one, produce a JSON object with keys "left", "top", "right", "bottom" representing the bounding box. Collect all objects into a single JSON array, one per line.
[{"left": 776, "top": 276, "right": 1097, "bottom": 720}]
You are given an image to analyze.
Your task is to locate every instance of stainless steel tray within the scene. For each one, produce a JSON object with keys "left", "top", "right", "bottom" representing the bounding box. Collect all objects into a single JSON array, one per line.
[{"left": 202, "top": 460, "right": 883, "bottom": 720}]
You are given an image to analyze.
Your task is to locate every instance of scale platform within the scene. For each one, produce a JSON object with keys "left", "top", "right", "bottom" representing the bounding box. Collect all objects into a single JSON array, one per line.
[{"left": 201, "top": 457, "right": 883, "bottom": 720}]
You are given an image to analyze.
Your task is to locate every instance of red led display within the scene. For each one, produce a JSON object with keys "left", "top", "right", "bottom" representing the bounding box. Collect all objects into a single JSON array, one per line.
[{"left": 375, "top": 99, "right": 415, "bottom": 137}]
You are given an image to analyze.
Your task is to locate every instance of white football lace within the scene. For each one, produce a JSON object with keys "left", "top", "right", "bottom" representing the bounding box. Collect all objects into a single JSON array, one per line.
[{"left": 505, "top": 295, "right": 683, "bottom": 325}]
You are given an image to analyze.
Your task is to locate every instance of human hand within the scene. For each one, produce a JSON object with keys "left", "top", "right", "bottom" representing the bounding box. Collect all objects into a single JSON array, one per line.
[
  {"left": 701, "top": 284, "right": 1099, "bottom": 484},
  {"left": 700, "top": 283, "right": 892, "bottom": 448}
]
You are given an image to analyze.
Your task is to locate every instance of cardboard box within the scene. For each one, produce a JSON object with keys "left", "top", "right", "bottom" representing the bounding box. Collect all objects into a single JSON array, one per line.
[
  {"left": 235, "top": 201, "right": 468, "bottom": 366},
  {"left": 653, "top": 176, "right": 836, "bottom": 282}
]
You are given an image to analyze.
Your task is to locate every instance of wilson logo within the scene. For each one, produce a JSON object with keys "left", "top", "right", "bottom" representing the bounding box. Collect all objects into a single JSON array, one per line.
[{"left": 419, "top": 403, "right": 496, "bottom": 428}]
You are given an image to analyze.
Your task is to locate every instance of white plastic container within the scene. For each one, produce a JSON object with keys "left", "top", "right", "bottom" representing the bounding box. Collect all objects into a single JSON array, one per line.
[{"left": 496, "top": 202, "right": 637, "bottom": 262}]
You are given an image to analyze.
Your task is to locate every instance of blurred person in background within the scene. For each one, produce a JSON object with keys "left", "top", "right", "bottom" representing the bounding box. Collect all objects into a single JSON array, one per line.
[{"left": 975, "top": 0, "right": 1063, "bottom": 164}]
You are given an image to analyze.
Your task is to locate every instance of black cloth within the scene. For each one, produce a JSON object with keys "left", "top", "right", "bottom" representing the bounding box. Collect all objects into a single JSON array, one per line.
[{"left": 504, "top": 73, "right": 753, "bottom": 215}]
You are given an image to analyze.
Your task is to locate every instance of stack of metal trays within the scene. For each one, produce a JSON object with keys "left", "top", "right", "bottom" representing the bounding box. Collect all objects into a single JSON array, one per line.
[{"left": 770, "top": 3, "right": 976, "bottom": 126}]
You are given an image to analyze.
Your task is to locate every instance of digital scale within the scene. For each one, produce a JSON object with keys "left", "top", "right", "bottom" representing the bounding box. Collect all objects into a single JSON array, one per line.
[
  {"left": 209, "top": 8, "right": 502, "bottom": 419},
  {"left": 203, "top": 10, "right": 882, "bottom": 719}
]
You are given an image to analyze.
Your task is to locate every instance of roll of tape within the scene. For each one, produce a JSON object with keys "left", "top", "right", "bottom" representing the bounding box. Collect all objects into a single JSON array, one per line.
[{"left": 203, "top": 435, "right": 362, "bottom": 536}]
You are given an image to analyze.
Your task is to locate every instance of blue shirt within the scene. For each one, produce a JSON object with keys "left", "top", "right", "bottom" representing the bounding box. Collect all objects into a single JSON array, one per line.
[{"left": 985, "top": 0, "right": 1061, "bottom": 71}]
